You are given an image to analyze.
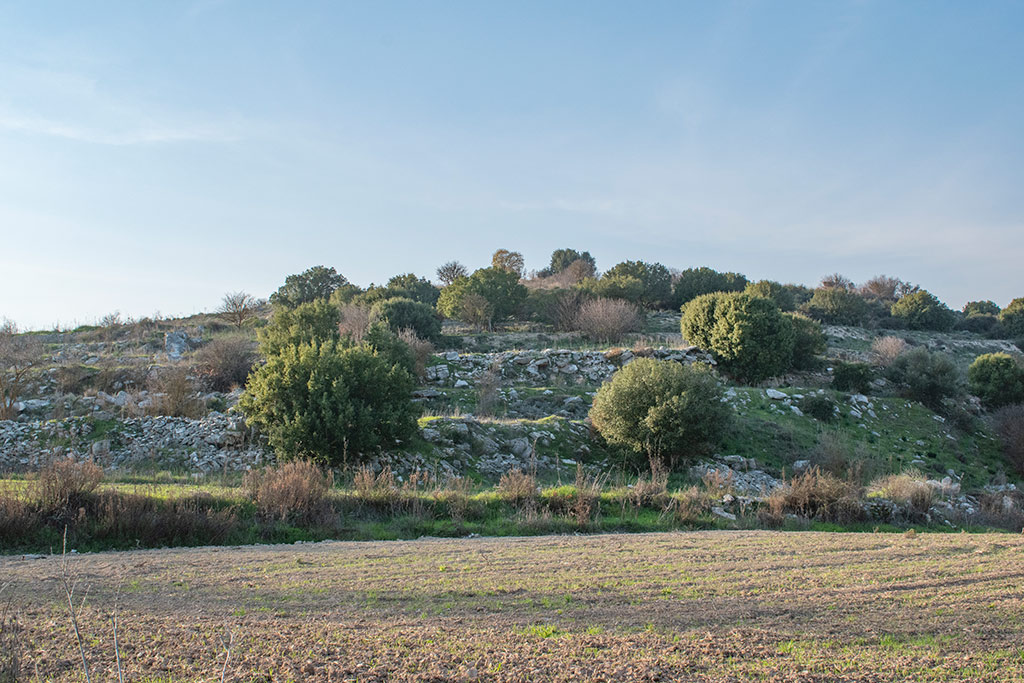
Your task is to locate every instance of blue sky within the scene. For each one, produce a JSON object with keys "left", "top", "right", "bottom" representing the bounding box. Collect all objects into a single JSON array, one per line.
[{"left": 1, "top": 1, "right": 1022, "bottom": 329}]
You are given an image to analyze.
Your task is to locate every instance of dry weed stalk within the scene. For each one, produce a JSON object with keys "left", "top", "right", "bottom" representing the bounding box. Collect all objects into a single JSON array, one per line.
[{"left": 57, "top": 529, "right": 92, "bottom": 683}]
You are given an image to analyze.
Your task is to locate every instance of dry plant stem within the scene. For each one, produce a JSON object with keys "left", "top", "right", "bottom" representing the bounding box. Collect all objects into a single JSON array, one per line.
[
  {"left": 219, "top": 624, "right": 235, "bottom": 683},
  {"left": 111, "top": 569, "right": 126, "bottom": 683},
  {"left": 58, "top": 529, "right": 92, "bottom": 683}
]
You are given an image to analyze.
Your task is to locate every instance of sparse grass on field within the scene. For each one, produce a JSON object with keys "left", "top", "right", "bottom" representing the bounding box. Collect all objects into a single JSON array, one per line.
[{"left": 3, "top": 531, "right": 1024, "bottom": 682}]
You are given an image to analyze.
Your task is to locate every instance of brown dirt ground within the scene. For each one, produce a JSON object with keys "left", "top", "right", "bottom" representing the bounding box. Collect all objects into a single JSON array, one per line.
[{"left": 3, "top": 530, "right": 1024, "bottom": 682}]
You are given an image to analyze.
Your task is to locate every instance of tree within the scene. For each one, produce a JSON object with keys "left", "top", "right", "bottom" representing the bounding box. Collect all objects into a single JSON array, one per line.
[
  {"left": 590, "top": 358, "right": 730, "bottom": 469},
  {"left": 355, "top": 273, "right": 440, "bottom": 308},
  {"left": 802, "top": 287, "right": 869, "bottom": 326},
  {"left": 681, "top": 293, "right": 796, "bottom": 383},
  {"left": 602, "top": 261, "right": 672, "bottom": 309},
  {"left": 491, "top": 249, "right": 525, "bottom": 277},
  {"left": 786, "top": 312, "right": 826, "bottom": 370},
  {"left": 820, "top": 273, "right": 855, "bottom": 291},
  {"left": 436, "top": 268, "right": 527, "bottom": 328},
  {"left": 1000, "top": 298, "right": 1024, "bottom": 338},
  {"left": 436, "top": 261, "right": 468, "bottom": 286},
  {"left": 544, "top": 249, "right": 596, "bottom": 277},
  {"left": 963, "top": 300, "right": 1001, "bottom": 317},
  {"left": 968, "top": 353, "right": 1024, "bottom": 409},
  {"left": 577, "top": 274, "right": 645, "bottom": 305},
  {"left": 217, "top": 291, "right": 262, "bottom": 329},
  {"left": 890, "top": 290, "right": 955, "bottom": 331},
  {"left": 0, "top": 320, "right": 41, "bottom": 420},
  {"left": 745, "top": 280, "right": 795, "bottom": 311},
  {"left": 671, "top": 267, "right": 748, "bottom": 308},
  {"left": 269, "top": 266, "right": 347, "bottom": 308},
  {"left": 240, "top": 339, "right": 417, "bottom": 464},
  {"left": 369, "top": 297, "right": 442, "bottom": 341}
]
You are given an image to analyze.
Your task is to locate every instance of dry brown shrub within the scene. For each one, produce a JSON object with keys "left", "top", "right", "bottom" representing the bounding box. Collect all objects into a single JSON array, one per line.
[
  {"left": 91, "top": 491, "right": 240, "bottom": 546},
  {"left": 147, "top": 366, "right": 203, "bottom": 418},
  {"left": 701, "top": 469, "right": 735, "bottom": 497},
  {"left": 0, "top": 493, "right": 37, "bottom": 549},
  {"left": 994, "top": 404, "right": 1024, "bottom": 475},
  {"left": 35, "top": 460, "right": 103, "bottom": 513},
  {"left": 766, "top": 467, "right": 864, "bottom": 523},
  {"left": 440, "top": 476, "right": 473, "bottom": 525},
  {"left": 397, "top": 328, "right": 434, "bottom": 381},
  {"left": 570, "top": 464, "right": 603, "bottom": 527},
  {"left": 872, "top": 336, "right": 908, "bottom": 367},
  {"left": 338, "top": 304, "right": 371, "bottom": 343},
  {"left": 192, "top": 334, "right": 256, "bottom": 392},
  {"left": 810, "top": 432, "right": 877, "bottom": 484},
  {"left": 475, "top": 363, "right": 502, "bottom": 417},
  {"left": 975, "top": 490, "right": 1024, "bottom": 531},
  {"left": 352, "top": 465, "right": 400, "bottom": 508},
  {"left": 664, "top": 486, "right": 711, "bottom": 524},
  {"left": 244, "top": 460, "right": 333, "bottom": 523},
  {"left": 575, "top": 298, "right": 642, "bottom": 343},
  {"left": 497, "top": 468, "right": 537, "bottom": 506},
  {"left": 869, "top": 471, "right": 934, "bottom": 516},
  {"left": 629, "top": 462, "right": 669, "bottom": 508}
]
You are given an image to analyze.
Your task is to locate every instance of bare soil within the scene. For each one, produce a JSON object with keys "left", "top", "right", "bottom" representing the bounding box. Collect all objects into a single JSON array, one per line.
[{"left": 3, "top": 530, "right": 1024, "bottom": 681}]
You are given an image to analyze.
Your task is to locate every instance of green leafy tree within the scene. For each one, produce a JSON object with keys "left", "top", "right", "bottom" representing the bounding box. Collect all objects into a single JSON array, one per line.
[
  {"left": 802, "top": 287, "right": 869, "bottom": 326},
  {"left": 240, "top": 340, "right": 417, "bottom": 464},
  {"left": 589, "top": 358, "right": 730, "bottom": 469},
  {"left": 745, "top": 280, "right": 795, "bottom": 311},
  {"left": 369, "top": 297, "right": 441, "bottom": 341},
  {"left": 786, "top": 312, "right": 826, "bottom": 370},
  {"left": 963, "top": 300, "right": 1000, "bottom": 317},
  {"left": 602, "top": 261, "right": 672, "bottom": 309},
  {"left": 1000, "top": 298, "right": 1024, "bottom": 337},
  {"left": 543, "top": 249, "right": 596, "bottom": 277},
  {"left": 968, "top": 353, "right": 1024, "bottom": 409},
  {"left": 436, "top": 268, "right": 527, "bottom": 327},
  {"left": 269, "top": 266, "right": 347, "bottom": 308},
  {"left": 672, "top": 267, "right": 748, "bottom": 308},
  {"left": 890, "top": 290, "right": 956, "bottom": 331},
  {"left": 577, "top": 274, "right": 645, "bottom": 305},
  {"left": 491, "top": 249, "right": 525, "bottom": 277},
  {"left": 682, "top": 293, "right": 795, "bottom": 383}
]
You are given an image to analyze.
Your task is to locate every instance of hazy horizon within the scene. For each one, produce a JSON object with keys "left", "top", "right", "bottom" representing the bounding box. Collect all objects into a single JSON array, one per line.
[{"left": 2, "top": 1, "right": 1022, "bottom": 330}]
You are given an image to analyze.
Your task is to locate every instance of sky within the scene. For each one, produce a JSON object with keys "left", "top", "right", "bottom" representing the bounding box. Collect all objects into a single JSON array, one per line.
[{"left": 1, "top": 0, "right": 1022, "bottom": 330}]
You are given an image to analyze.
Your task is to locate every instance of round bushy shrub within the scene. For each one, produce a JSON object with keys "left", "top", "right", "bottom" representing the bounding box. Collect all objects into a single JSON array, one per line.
[
  {"left": 831, "top": 361, "right": 874, "bottom": 393},
  {"left": 370, "top": 297, "right": 442, "bottom": 341},
  {"left": 968, "top": 353, "right": 1024, "bottom": 409},
  {"left": 1000, "top": 298, "right": 1024, "bottom": 338},
  {"left": 955, "top": 314, "right": 1002, "bottom": 336},
  {"left": 436, "top": 267, "right": 527, "bottom": 327},
  {"left": 800, "top": 394, "right": 836, "bottom": 421},
  {"left": 589, "top": 358, "right": 730, "bottom": 469},
  {"left": 890, "top": 290, "right": 956, "bottom": 331},
  {"left": 258, "top": 299, "right": 341, "bottom": 356},
  {"left": 745, "top": 280, "right": 796, "bottom": 311},
  {"left": 963, "top": 300, "right": 1001, "bottom": 317},
  {"left": 240, "top": 340, "right": 417, "bottom": 464},
  {"left": 786, "top": 312, "right": 826, "bottom": 370},
  {"left": 886, "top": 347, "right": 961, "bottom": 409},
  {"left": 802, "top": 288, "right": 869, "bottom": 326},
  {"left": 672, "top": 267, "right": 748, "bottom": 308}
]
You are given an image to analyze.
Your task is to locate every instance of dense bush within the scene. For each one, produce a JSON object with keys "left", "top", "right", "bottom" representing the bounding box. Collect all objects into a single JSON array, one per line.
[
  {"left": 785, "top": 312, "right": 826, "bottom": 370},
  {"left": 589, "top": 358, "right": 730, "bottom": 469},
  {"left": 259, "top": 299, "right": 341, "bottom": 356},
  {"left": 540, "top": 248, "right": 596, "bottom": 278},
  {"left": 240, "top": 340, "right": 418, "bottom": 464},
  {"left": 243, "top": 460, "right": 333, "bottom": 523},
  {"left": 886, "top": 347, "right": 961, "bottom": 409},
  {"left": 800, "top": 394, "right": 836, "bottom": 421},
  {"left": 993, "top": 404, "right": 1024, "bottom": 475},
  {"left": 890, "top": 290, "right": 956, "bottom": 331},
  {"left": 601, "top": 260, "right": 672, "bottom": 309},
  {"left": 436, "top": 267, "right": 527, "bottom": 327},
  {"left": 671, "top": 267, "right": 748, "bottom": 308},
  {"left": 355, "top": 274, "right": 440, "bottom": 307},
  {"left": 1000, "top": 298, "right": 1024, "bottom": 338},
  {"left": 523, "top": 288, "right": 584, "bottom": 330},
  {"left": 574, "top": 298, "right": 642, "bottom": 343},
  {"left": 192, "top": 334, "right": 257, "bottom": 391},
  {"left": 362, "top": 322, "right": 417, "bottom": 377},
  {"left": 577, "top": 274, "right": 645, "bottom": 305},
  {"left": 802, "top": 287, "right": 869, "bottom": 326},
  {"left": 968, "top": 353, "right": 1024, "bottom": 409},
  {"left": 681, "top": 293, "right": 795, "bottom": 383},
  {"left": 370, "top": 297, "right": 442, "bottom": 341},
  {"left": 831, "top": 361, "right": 874, "bottom": 394},
  {"left": 269, "top": 265, "right": 348, "bottom": 308},
  {"left": 955, "top": 314, "right": 1002, "bottom": 336},
  {"left": 745, "top": 280, "right": 796, "bottom": 311},
  {"left": 964, "top": 300, "right": 1001, "bottom": 317}
]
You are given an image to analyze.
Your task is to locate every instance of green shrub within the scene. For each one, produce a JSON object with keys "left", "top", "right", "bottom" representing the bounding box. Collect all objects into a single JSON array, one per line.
[
  {"left": 681, "top": 292, "right": 795, "bottom": 383},
  {"left": 786, "top": 312, "right": 826, "bottom": 370},
  {"left": 362, "top": 322, "right": 417, "bottom": 376},
  {"left": 671, "top": 267, "right": 748, "bottom": 308},
  {"left": 259, "top": 299, "right": 341, "bottom": 356},
  {"left": 240, "top": 340, "right": 417, "bottom": 464},
  {"left": 831, "top": 362, "right": 874, "bottom": 394},
  {"left": 436, "top": 267, "right": 527, "bottom": 327},
  {"left": 1000, "top": 298, "right": 1024, "bottom": 338},
  {"left": 955, "top": 314, "right": 1002, "bottom": 336},
  {"left": 968, "top": 353, "right": 1024, "bottom": 409},
  {"left": 600, "top": 260, "right": 672, "bottom": 309},
  {"left": 370, "top": 297, "right": 441, "bottom": 341},
  {"left": 269, "top": 265, "right": 348, "bottom": 308},
  {"left": 354, "top": 273, "right": 440, "bottom": 308},
  {"left": 540, "top": 248, "right": 596, "bottom": 278},
  {"left": 577, "top": 274, "right": 645, "bottom": 305},
  {"left": 886, "top": 347, "right": 961, "bottom": 409},
  {"left": 800, "top": 394, "right": 836, "bottom": 421},
  {"left": 964, "top": 300, "right": 1000, "bottom": 317},
  {"left": 890, "top": 290, "right": 956, "bottom": 331},
  {"left": 802, "top": 287, "right": 869, "bottom": 326},
  {"left": 745, "top": 280, "right": 796, "bottom": 311},
  {"left": 589, "top": 358, "right": 730, "bottom": 469}
]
